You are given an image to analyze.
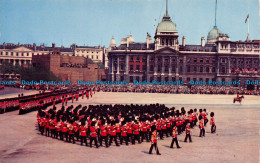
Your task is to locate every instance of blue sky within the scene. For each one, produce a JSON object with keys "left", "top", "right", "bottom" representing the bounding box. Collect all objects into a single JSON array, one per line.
[{"left": 0, "top": 0, "right": 259, "bottom": 47}]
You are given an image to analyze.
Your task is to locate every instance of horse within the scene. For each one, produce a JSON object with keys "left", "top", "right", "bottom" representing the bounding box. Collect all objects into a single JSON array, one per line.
[{"left": 233, "top": 95, "right": 244, "bottom": 104}]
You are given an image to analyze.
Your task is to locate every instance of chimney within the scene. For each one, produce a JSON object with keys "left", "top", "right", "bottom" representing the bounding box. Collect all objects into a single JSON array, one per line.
[
  {"left": 52, "top": 43, "right": 55, "bottom": 48},
  {"left": 3, "top": 42, "right": 5, "bottom": 49},
  {"left": 182, "top": 36, "right": 186, "bottom": 47},
  {"left": 201, "top": 37, "right": 205, "bottom": 47},
  {"left": 146, "top": 33, "right": 152, "bottom": 49},
  {"left": 33, "top": 43, "right": 36, "bottom": 51}
]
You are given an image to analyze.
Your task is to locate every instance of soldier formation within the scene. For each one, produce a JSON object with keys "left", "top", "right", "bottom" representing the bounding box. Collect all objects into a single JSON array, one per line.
[{"left": 37, "top": 103, "right": 217, "bottom": 154}]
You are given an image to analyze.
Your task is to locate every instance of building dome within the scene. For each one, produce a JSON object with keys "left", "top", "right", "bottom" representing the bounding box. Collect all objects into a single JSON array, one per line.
[
  {"left": 156, "top": 15, "right": 177, "bottom": 33},
  {"left": 207, "top": 26, "right": 221, "bottom": 44}
]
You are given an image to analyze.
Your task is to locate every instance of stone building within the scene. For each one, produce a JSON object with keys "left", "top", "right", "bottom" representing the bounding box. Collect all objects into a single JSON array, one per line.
[
  {"left": 108, "top": 1, "right": 260, "bottom": 88},
  {"left": 32, "top": 48, "right": 106, "bottom": 84}
]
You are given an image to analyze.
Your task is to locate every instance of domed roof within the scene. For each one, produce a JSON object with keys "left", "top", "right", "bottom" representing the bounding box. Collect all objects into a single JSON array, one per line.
[
  {"left": 207, "top": 26, "right": 221, "bottom": 40},
  {"left": 156, "top": 14, "right": 177, "bottom": 33}
]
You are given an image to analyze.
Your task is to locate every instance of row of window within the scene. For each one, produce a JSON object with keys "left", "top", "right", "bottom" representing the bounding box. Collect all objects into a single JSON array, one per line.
[
  {"left": 0, "top": 51, "right": 31, "bottom": 57},
  {"left": 76, "top": 50, "right": 100, "bottom": 54},
  {"left": 86, "top": 55, "right": 99, "bottom": 60}
]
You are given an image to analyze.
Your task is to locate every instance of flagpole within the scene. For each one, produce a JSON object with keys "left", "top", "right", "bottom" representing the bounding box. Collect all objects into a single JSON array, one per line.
[{"left": 247, "top": 16, "right": 249, "bottom": 39}]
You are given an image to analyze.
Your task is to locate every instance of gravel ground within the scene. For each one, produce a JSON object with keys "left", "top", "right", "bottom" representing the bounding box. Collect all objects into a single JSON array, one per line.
[{"left": 0, "top": 92, "right": 259, "bottom": 163}]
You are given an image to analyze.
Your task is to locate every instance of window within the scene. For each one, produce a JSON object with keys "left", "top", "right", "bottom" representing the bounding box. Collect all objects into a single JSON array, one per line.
[
  {"left": 157, "top": 66, "right": 161, "bottom": 72},
  {"left": 206, "top": 67, "right": 209, "bottom": 73},
  {"left": 193, "top": 78, "right": 197, "bottom": 82},
  {"left": 199, "top": 78, "right": 203, "bottom": 81},
  {"left": 187, "top": 77, "right": 190, "bottom": 81},
  {"left": 150, "top": 65, "right": 153, "bottom": 71},
  {"left": 92, "top": 55, "right": 94, "bottom": 59},
  {"left": 27, "top": 53, "right": 29, "bottom": 56},
  {"left": 212, "top": 58, "right": 216, "bottom": 63},
  {"left": 200, "top": 58, "right": 203, "bottom": 63},
  {"left": 6, "top": 52, "right": 9, "bottom": 56},
  {"left": 187, "top": 66, "right": 190, "bottom": 72},
  {"left": 22, "top": 53, "right": 24, "bottom": 56},
  {"left": 194, "top": 58, "right": 197, "bottom": 63},
  {"left": 187, "top": 57, "right": 191, "bottom": 63},
  {"left": 136, "top": 65, "right": 140, "bottom": 71},
  {"left": 179, "top": 58, "right": 183, "bottom": 63},
  {"left": 11, "top": 52, "right": 13, "bottom": 56},
  {"left": 136, "top": 76, "right": 140, "bottom": 81},
  {"left": 1, "top": 52, "right": 3, "bottom": 55},
  {"left": 206, "top": 58, "right": 209, "bottom": 63},
  {"left": 136, "top": 56, "right": 140, "bottom": 61},
  {"left": 130, "top": 65, "right": 134, "bottom": 71},
  {"left": 206, "top": 78, "right": 209, "bottom": 82},
  {"left": 180, "top": 66, "right": 183, "bottom": 72},
  {"left": 96, "top": 56, "right": 99, "bottom": 59},
  {"left": 212, "top": 67, "right": 216, "bottom": 73},
  {"left": 130, "top": 76, "right": 133, "bottom": 83},
  {"left": 142, "top": 65, "right": 146, "bottom": 71},
  {"left": 194, "top": 66, "right": 197, "bottom": 72},
  {"left": 130, "top": 56, "right": 134, "bottom": 61},
  {"left": 200, "top": 66, "right": 203, "bottom": 72}
]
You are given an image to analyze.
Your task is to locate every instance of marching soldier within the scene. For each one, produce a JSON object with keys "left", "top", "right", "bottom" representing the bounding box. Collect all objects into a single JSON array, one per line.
[
  {"left": 184, "top": 123, "right": 192, "bottom": 142},
  {"left": 68, "top": 121, "right": 75, "bottom": 144},
  {"left": 80, "top": 122, "right": 88, "bottom": 146},
  {"left": 199, "top": 115, "right": 205, "bottom": 137},
  {"left": 149, "top": 126, "right": 161, "bottom": 155},
  {"left": 89, "top": 121, "right": 99, "bottom": 148},
  {"left": 210, "top": 112, "right": 216, "bottom": 133},
  {"left": 170, "top": 124, "right": 181, "bottom": 148},
  {"left": 132, "top": 121, "right": 141, "bottom": 144},
  {"left": 99, "top": 122, "right": 109, "bottom": 147},
  {"left": 120, "top": 123, "right": 128, "bottom": 145},
  {"left": 109, "top": 122, "right": 120, "bottom": 146}
]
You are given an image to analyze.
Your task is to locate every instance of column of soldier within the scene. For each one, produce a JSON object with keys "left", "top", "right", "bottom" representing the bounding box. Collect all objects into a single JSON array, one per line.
[{"left": 37, "top": 103, "right": 216, "bottom": 154}]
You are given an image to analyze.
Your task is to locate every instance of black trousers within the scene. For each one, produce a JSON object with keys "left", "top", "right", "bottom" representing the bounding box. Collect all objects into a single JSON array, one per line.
[
  {"left": 132, "top": 134, "right": 141, "bottom": 144},
  {"left": 162, "top": 129, "right": 168, "bottom": 137},
  {"left": 184, "top": 133, "right": 192, "bottom": 142},
  {"left": 90, "top": 137, "right": 99, "bottom": 148},
  {"left": 200, "top": 128, "right": 205, "bottom": 137},
  {"left": 204, "top": 119, "right": 208, "bottom": 126},
  {"left": 149, "top": 143, "right": 160, "bottom": 154},
  {"left": 170, "top": 137, "right": 181, "bottom": 148},
  {"left": 68, "top": 134, "right": 75, "bottom": 143},
  {"left": 100, "top": 136, "right": 109, "bottom": 147},
  {"left": 40, "top": 126, "right": 44, "bottom": 135},
  {"left": 127, "top": 133, "right": 132, "bottom": 143},
  {"left": 166, "top": 127, "right": 172, "bottom": 136},
  {"left": 45, "top": 128, "right": 49, "bottom": 137},
  {"left": 120, "top": 136, "right": 128, "bottom": 145},
  {"left": 62, "top": 132, "right": 68, "bottom": 141},
  {"left": 141, "top": 132, "right": 149, "bottom": 142},
  {"left": 211, "top": 125, "right": 216, "bottom": 133},
  {"left": 109, "top": 135, "right": 119, "bottom": 146},
  {"left": 80, "top": 136, "right": 88, "bottom": 146}
]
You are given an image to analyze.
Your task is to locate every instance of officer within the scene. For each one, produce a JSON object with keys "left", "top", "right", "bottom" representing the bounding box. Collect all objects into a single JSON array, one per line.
[
  {"left": 184, "top": 123, "right": 192, "bottom": 142},
  {"left": 170, "top": 124, "right": 181, "bottom": 148},
  {"left": 210, "top": 112, "right": 216, "bottom": 133},
  {"left": 149, "top": 126, "right": 161, "bottom": 155}
]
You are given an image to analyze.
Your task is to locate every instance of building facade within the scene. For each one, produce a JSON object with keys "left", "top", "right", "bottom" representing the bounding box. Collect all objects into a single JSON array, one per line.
[{"left": 108, "top": 2, "right": 260, "bottom": 88}]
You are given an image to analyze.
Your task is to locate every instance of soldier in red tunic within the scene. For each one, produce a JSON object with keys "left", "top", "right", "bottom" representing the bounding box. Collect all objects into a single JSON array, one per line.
[
  {"left": 99, "top": 122, "right": 109, "bottom": 147},
  {"left": 44, "top": 115, "right": 50, "bottom": 137},
  {"left": 199, "top": 115, "right": 205, "bottom": 137},
  {"left": 132, "top": 121, "right": 141, "bottom": 144},
  {"left": 79, "top": 122, "right": 88, "bottom": 146},
  {"left": 149, "top": 126, "right": 161, "bottom": 155},
  {"left": 210, "top": 112, "right": 216, "bottom": 133},
  {"left": 109, "top": 122, "right": 120, "bottom": 146},
  {"left": 170, "top": 124, "right": 181, "bottom": 148},
  {"left": 184, "top": 123, "right": 192, "bottom": 142},
  {"left": 120, "top": 123, "right": 128, "bottom": 145},
  {"left": 68, "top": 121, "right": 75, "bottom": 144},
  {"left": 89, "top": 121, "right": 99, "bottom": 148}
]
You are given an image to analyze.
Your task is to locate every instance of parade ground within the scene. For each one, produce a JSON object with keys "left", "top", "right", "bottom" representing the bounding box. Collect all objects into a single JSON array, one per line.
[{"left": 0, "top": 91, "right": 260, "bottom": 163}]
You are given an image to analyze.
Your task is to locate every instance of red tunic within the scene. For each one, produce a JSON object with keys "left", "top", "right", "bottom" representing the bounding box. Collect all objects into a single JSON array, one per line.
[
  {"left": 80, "top": 126, "right": 87, "bottom": 136},
  {"left": 90, "top": 126, "right": 97, "bottom": 137},
  {"left": 100, "top": 125, "right": 107, "bottom": 136}
]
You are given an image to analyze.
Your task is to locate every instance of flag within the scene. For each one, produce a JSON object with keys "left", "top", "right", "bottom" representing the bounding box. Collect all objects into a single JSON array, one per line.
[{"left": 245, "top": 14, "right": 249, "bottom": 23}]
